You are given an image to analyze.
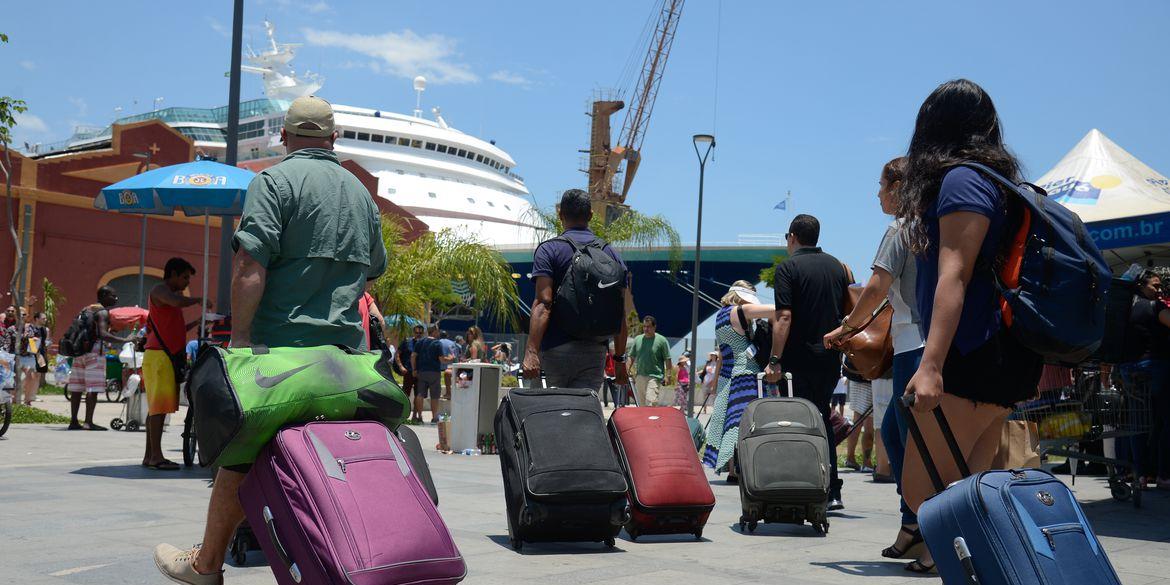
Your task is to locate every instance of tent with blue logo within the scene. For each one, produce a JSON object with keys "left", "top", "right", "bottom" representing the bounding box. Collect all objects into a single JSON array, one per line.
[{"left": 1039, "top": 129, "right": 1170, "bottom": 271}]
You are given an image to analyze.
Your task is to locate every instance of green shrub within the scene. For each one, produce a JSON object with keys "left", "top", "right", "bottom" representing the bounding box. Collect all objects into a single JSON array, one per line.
[
  {"left": 501, "top": 375, "right": 519, "bottom": 388},
  {"left": 11, "top": 405, "right": 70, "bottom": 424}
]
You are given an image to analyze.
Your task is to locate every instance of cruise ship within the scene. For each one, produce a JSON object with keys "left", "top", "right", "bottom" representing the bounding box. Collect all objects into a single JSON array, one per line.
[{"left": 28, "top": 22, "right": 782, "bottom": 339}]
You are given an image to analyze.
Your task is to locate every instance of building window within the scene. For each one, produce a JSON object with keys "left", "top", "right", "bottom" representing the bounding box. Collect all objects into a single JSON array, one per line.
[
  {"left": 456, "top": 149, "right": 467, "bottom": 157},
  {"left": 437, "top": 144, "right": 448, "bottom": 153},
  {"left": 464, "top": 151, "right": 475, "bottom": 160},
  {"left": 504, "top": 205, "right": 511, "bottom": 211},
  {"left": 411, "top": 140, "right": 422, "bottom": 148},
  {"left": 475, "top": 154, "right": 484, "bottom": 163},
  {"left": 467, "top": 197, "right": 476, "bottom": 204},
  {"left": 486, "top": 200, "right": 495, "bottom": 207},
  {"left": 428, "top": 192, "right": 437, "bottom": 199},
  {"left": 425, "top": 142, "right": 436, "bottom": 151},
  {"left": 343, "top": 130, "right": 356, "bottom": 139},
  {"left": 384, "top": 135, "right": 395, "bottom": 144},
  {"left": 398, "top": 137, "right": 410, "bottom": 146},
  {"left": 371, "top": 134, "right": 384, "bottom": 143},
  {"left": 357, "top": 132, "right": 369, "bottom": 141}
]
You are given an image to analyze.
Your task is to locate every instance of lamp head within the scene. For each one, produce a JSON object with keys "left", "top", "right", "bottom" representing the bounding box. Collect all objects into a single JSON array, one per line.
[{"left": 693, "top": 134, "right": 715, "bottom": 146}]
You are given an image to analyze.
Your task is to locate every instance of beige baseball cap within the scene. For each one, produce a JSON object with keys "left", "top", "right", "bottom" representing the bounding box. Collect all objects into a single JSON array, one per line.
[{"left": 284, "top": 96, "right": 335, "bottom": 137}]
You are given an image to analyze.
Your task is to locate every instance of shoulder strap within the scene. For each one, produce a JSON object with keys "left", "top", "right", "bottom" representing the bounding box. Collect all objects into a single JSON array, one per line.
[
  {"left": 736, "top": 306, "right": 752, "bottom": 338},
  {"left": 146, "top": 316, "right": 175, "bottom": 357}
]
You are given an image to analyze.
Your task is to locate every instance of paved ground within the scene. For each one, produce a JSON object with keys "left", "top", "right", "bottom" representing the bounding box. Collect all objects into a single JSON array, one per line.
[{"left": 3, "top": 393, "right": 1169, "bottom": 584}]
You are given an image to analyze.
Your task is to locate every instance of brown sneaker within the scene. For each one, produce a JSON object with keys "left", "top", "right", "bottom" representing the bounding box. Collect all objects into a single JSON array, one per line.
[{"left": 154, "top": 544, "right": 223, "bottom": 585}]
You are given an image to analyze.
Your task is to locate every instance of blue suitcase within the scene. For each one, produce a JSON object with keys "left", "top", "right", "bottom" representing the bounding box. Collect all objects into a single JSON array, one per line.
[{"left": 903, "top": 397, "right": 1121, "bottom": 585}]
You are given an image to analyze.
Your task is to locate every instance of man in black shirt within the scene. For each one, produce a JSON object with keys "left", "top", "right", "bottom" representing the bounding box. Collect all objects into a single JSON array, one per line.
[
  {"left": 764, "top": 213, "right": 852, "bottom": 510},
  {"left": 395, "top": 325, "right": 425, "bottom": 423}
]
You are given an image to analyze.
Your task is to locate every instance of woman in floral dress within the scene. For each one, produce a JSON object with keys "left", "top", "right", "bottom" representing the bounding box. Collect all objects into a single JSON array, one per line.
[{"left": 702, "top": 281, "right": 775, "bottom": 476}]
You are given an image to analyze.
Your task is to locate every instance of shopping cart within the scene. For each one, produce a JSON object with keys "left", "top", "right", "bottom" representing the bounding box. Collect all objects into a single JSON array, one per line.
[{"left": 1014, "top": 363, "right": 1153, "bottom": 507}]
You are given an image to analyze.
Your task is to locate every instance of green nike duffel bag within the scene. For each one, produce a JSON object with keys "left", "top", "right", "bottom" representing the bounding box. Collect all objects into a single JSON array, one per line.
[{"left": 189, "top": 344, "right": 410, "bottom": 468}]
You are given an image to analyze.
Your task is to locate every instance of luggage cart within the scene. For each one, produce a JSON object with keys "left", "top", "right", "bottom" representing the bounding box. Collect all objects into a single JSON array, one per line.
[{"left": 1014, "top": 364, "right": 1153, "bottom": 508}]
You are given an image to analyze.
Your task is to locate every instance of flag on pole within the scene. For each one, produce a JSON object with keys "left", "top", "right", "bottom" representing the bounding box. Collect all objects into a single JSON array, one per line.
[{"left": 773, "top": 190, "right": 791, "bottom": 211}]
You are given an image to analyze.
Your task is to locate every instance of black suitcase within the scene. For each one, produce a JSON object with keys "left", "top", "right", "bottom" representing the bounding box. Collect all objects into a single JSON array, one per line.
[
  {"left": 395, "top": 425, "right": 439, "bottom": 505},
  {"left": 494, "top": 387, "right": 629, "bottom": 551},
  {"left": 736, "top": 395, "right": 832, "bottom": 534}
]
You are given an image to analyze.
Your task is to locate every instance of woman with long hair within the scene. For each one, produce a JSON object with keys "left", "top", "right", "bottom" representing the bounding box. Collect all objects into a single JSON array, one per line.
[
  {"left": 701, "top": 281, "right": 774, "bottom": 479},
  {"left": 896, "top": 79, "right": 1043, "bottom": 573},
  {"left": 826, "top": 156, "right": 926, "bottom": 561},
  {"left": 465, "top": 326, "right": 487, "bottom": 362}
]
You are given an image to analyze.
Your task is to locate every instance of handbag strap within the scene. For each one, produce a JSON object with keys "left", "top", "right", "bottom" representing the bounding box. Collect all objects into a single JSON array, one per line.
[
  {"left": 852, "top": 298, "right": 892, "bottom": 333},
  {"left": 146, "top": 316, "right": 177, "bottom": 358}
]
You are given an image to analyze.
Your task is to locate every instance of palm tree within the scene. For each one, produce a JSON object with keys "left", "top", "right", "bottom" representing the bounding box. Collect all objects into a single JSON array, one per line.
[
  {"left": 370, "top": 215, "right": 521, "bottom": 333},
  {"left": 527, "top": 206, "right": 683, "bottom": 271}
]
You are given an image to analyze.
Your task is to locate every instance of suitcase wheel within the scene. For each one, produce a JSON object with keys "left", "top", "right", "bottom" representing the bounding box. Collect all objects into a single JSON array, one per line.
[
  {"left": 110, "top": 418, "right": 123, "bottom": 431},
  {"left": 126, "top": 419, "right": 140, "bottom": 432},
  {"left": 693, "top": 528, "right": 703, "bottom": 541},
  {"left": 604, "top": 537, "right": 616, "bottom": 549},
  {"left": 747, "top": 521, "right": 758, "bottom": 533}
]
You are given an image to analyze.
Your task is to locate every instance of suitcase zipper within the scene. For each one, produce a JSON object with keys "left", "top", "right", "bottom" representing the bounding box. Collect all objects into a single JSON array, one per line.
[
  {"left": 998, "top": 475, "right": 1056, "bottom": 585},
  {"left": 967, "top": 472, "right": 1023, "bottom": 583},
  {"left": 302, "top": 425, "right": 363, "bottom": 571},
  {"left": 1039, "top": 523, "right": 1085, "bottom": 551}
]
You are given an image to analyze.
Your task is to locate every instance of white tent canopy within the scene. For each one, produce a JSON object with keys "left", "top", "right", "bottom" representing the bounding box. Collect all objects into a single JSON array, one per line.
[{"left": 1039, "top": 129, "right": 1170, "bottom": 269}]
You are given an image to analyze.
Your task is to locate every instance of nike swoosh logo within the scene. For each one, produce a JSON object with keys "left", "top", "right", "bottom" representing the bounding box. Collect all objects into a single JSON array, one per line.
[
  {"left": 255, "top": 362, "right": 318, "bottom": 388},
  {"left": 598, "top": 281, "right": 620, "bottom": 289}
]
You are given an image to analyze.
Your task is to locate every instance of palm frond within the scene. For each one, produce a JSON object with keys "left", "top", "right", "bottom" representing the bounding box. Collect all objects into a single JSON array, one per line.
[
  {"left": 372, "top": 216, "right": 520, "bottom": 333},
  {"left": 526, "top": 205, "right": 683, "bottom": 272}
]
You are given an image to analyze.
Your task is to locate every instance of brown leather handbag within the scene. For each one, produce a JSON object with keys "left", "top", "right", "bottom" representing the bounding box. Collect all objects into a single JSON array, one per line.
[{"left": 841, "top": 288, "right": 894, "bottom": 380}]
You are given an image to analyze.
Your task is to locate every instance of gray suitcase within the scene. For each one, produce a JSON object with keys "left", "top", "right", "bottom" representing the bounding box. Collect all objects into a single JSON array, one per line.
[{"left": 736, "top": 373, "right": 831, "bottom": 534}]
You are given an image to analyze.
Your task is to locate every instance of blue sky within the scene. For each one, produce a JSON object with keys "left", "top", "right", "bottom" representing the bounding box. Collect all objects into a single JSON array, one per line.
[{"left": 4, "top": 0, "right": 1169, "bottom": 279}]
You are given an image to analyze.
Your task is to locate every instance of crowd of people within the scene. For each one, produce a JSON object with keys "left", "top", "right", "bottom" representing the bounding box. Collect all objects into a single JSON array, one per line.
[{"left": 1, "top": 80, "right": 1163, "bottom": 583}]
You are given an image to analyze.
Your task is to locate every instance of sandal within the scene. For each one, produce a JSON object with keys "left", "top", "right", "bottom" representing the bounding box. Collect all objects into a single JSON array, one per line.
[
  {"left": 882, "top": 526, "right": 924, "bottom": 559},
  {"left": 905, "top": 559, "right": 937, "bottom": 574},
  {"left": 145, "top": 460, "right": 181, "bottom": 470}
]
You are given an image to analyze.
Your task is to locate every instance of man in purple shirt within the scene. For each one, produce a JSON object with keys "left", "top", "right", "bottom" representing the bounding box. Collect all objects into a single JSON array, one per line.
[{"left": 523, "top": 189, "right": 630, "bottom": 391}]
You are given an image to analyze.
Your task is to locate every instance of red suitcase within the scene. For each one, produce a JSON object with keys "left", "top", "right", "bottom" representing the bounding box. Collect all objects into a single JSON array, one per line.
[{"left": 608, "top": 406, "right": 715, "bottom": 540}]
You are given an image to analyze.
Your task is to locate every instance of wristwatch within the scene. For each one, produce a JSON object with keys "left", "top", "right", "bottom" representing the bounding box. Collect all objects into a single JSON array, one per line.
[
  {"left": 768, "top": 355, "right": 782, "bottom": 366},
  {"left": 613, "top": 354, "right": 627, "bottom": 363}
]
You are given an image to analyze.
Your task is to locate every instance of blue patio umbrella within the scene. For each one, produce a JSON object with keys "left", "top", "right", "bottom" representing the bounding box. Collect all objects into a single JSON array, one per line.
[
  {"left": 97, "top": 159, "right": 254, "bottom": 216},
  {"left": 96, "top": 160, "right": 256, "bottom": 338}
]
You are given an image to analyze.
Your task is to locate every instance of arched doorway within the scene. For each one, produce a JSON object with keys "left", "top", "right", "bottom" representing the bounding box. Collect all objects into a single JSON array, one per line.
[{"left": 98, "top": 267, "right": 164, "bottom": 308}]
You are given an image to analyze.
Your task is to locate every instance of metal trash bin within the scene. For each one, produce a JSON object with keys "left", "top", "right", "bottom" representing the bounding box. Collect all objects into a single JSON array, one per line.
[{"left": 449, "top": 362, "right": 503, "bottom": 453}]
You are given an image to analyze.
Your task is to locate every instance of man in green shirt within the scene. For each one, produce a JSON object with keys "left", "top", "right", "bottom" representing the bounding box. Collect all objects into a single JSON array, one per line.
[
  {"left": 155, "top": 95, "right": 387, "bottom": 584},
  {"left": 629, "top": 315, "right": 673, "bottom": 406}
]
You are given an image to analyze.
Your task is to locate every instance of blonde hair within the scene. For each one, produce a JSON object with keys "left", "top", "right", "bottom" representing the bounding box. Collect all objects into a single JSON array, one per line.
[{"left": 720, "top": 280, "right": 756, "bottom": 306}]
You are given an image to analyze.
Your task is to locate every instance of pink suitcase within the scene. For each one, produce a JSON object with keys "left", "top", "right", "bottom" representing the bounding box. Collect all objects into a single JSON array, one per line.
[{"left": 239, "top": 421, "right": 466, "bottom": 585}]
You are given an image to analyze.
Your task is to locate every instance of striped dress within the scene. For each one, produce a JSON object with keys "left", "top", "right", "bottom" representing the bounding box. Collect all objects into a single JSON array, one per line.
[{"left": 702, "top": 305, "right": 762, "bottom": 472}]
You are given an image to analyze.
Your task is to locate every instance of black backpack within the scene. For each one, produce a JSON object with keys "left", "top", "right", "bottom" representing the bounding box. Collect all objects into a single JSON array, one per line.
[
  {"left": 735, "top": 306, "right": 773, "bottom": 371},
  {"left": 548, "top": 236, "right": 626, "bottom": 340},
  {"left": 59, "top": 308, "right": 97, "bottom": 358}
]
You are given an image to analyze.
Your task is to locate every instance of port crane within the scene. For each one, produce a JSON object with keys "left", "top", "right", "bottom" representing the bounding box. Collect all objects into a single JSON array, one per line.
[{"left": 585, "top": 0, "right": 684, "bottom": 223}]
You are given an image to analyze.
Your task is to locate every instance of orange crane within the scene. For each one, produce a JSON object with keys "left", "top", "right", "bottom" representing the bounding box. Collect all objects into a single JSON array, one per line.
[{"left": 585, "top": 0, "right": 684, "bottom": 223}]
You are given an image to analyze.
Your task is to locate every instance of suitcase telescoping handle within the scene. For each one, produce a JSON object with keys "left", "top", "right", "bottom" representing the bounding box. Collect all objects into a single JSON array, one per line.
[
  {"left": 262, "top": 506, "right": 303, "bottom": 583},
  {"left": 756, "top": 372, "right": 794, "bottom": 398},
  {"left": 899, "top": 393, "right": 971, "bottom": 493}
]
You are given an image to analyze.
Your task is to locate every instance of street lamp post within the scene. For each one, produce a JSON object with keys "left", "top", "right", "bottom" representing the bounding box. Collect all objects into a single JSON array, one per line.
[
  {"left": 131, "top": 150, "right": 153, "bottom": 307},
  {"left": 688, "top": 134, "right": 715, "bottom": 417}
]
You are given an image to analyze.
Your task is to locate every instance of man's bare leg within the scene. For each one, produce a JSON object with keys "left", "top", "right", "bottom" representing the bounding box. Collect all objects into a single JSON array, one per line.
[
  {"left": 144, "top": 414, "right": 167, "bottom": 465},
  {"left": 69, "top": 389, "right": 82, "bottom": 425},
  {"left": 413, "top": 395, "right": 424, "bottom": 422},
  {"left": 192, "top": 468, "right": 247, "bottom": 574}
]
